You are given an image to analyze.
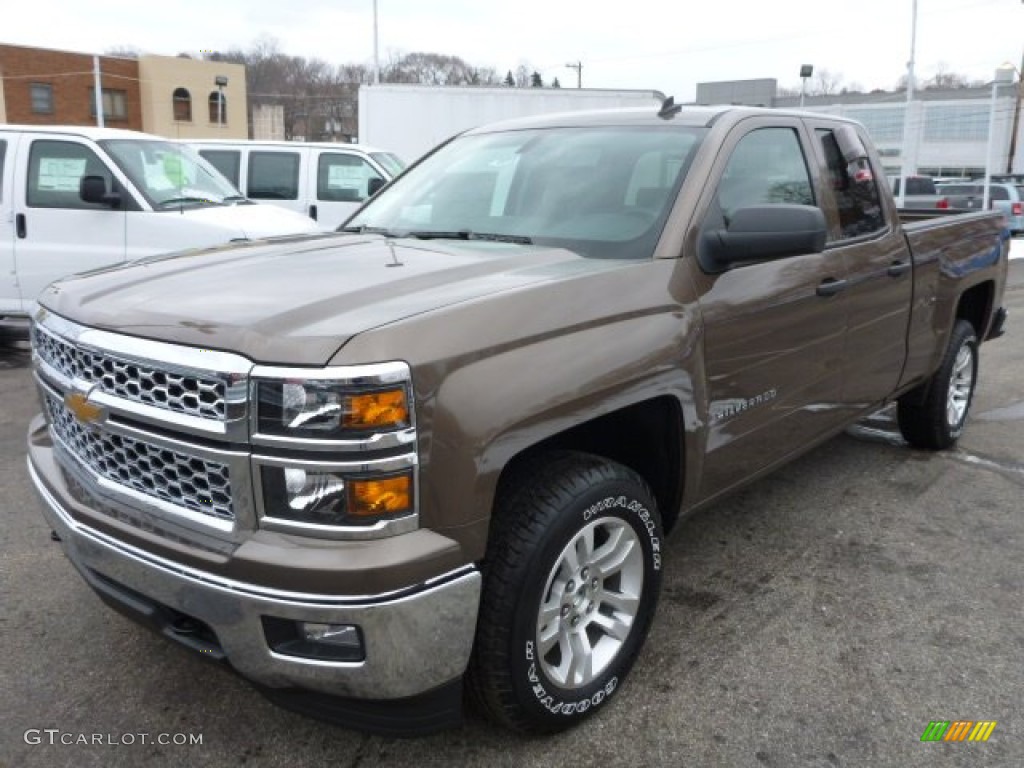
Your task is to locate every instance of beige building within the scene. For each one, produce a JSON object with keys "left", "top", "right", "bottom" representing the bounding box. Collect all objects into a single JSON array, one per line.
[{"left": 139, "top": 55, "right": 247, "bottom": 139}]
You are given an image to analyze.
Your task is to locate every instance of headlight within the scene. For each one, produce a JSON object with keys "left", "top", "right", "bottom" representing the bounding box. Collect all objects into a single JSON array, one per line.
[
  {"left": 256, "top": 380, "right": 411, "bottom": 439},
  {"left": 261, "top": 465, "right": 414, "bottom": 527}
]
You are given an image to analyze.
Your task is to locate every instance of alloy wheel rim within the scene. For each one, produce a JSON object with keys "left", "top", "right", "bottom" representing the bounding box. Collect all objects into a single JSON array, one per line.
[
  {"left": 535, "top": 516, "right": 644, "bottom": 689},
  {"left": 947, "top": 344, "right": 974, "bottom": 428}
]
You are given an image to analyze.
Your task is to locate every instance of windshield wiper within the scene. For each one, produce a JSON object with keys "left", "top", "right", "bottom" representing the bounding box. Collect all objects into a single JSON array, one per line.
[
  {"left": 157, "top": 196, "right": 221, "bottom": 208},
  {"left": 338, "top": 226, "right": 532, "bottom": 244},
  {"left": 222, "top": 195, "right": 248, "bottom": 203},
  {"left": 408, "top": 230, "right": 533, "bottom": 244},
  {"left": 339, "top": 225, "right": 400, "bottom": 236}
]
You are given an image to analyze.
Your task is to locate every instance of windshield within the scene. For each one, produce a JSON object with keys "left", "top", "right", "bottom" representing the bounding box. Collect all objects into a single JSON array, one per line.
[
  {"left": 370, "top": 151, "right": 406, "bottom": 177},
  {"left": 101, "top": 139, "right": 243, "bottom": 209},
  {"left": 346, "top": 126, "right": 705, "bottom": 259}
]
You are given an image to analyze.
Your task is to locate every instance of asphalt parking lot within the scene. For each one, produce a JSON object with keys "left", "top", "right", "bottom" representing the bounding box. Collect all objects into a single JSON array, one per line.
[{"left": 2, "top": 257, "right": 1022, "bottom": 768}]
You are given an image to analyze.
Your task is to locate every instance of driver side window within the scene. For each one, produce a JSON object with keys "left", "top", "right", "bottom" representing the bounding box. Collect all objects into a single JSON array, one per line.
[{"left": 712, "top": 127, "right": 815, "bottom": 226}]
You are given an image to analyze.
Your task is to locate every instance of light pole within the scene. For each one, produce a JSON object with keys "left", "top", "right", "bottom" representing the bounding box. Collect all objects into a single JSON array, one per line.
[
  {"left": 896, "top": 0, "right": 918, "bottom": 209},
  {"left": 215, "top": 74, "right": 228, "bottom": 127},
  {"left": 984, "top": 64, "right": 1016, "bottom": 210},
  {"left": 566, "top": 61, "right": 582, "bottom": 89},
  {"left": 1006, "top": 52, "right": 1023, "bottom": 174},
  {"left": 799, "top": 64, "right": 813, "bottom": 108},
  {"left": 373, "top": 0, "right": 380, "bottom": 84}
]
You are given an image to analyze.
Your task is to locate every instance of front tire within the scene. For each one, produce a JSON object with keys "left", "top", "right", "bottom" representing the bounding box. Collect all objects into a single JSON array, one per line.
[
  {"left": 468, "top": 451, "right": 664, "bottom": 733},
  {"left": 897, "top": 319, "right": 979, "bottom": 450}
]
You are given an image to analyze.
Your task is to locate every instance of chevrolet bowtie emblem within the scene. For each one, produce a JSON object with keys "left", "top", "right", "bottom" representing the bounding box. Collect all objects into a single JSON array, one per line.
[{"left": 64, "top": 391, "right": 107, "bottom": 426}]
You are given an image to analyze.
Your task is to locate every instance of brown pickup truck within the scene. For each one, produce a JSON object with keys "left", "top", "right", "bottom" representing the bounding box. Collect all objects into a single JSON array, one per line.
[{"left": 26, "top": 105, "right": 1009, "bottom": 735}]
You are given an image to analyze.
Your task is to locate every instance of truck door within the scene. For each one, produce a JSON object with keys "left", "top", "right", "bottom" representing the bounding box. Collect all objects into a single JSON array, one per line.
[
  {"left": 807, "top": 122, "right": 913, "bottom": 407},
  {"left": 308, "top": 149, "right": 387, "bottom": 230},
  {"left": 0, "top": 136, "right": 19, "bottom": 316},
  {"left": 692, "top": 120, "right": 850, "bottom": 499},
  {"left": 13, "top": 136, "right": 127, "bottom": 310}
]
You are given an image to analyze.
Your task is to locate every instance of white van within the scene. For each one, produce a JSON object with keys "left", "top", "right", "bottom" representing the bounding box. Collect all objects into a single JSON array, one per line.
[
  {"left": 0, "top": 125, "right": 320, "bottom": 337},
  {"left": 187, "top": 139, "right": 405, "bottom": 231}
]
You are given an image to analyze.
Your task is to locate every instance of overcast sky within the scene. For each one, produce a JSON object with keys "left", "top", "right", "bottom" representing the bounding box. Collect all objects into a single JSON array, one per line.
[{"left": 3, "top": 0, "right": 1022, "bottom": 99}]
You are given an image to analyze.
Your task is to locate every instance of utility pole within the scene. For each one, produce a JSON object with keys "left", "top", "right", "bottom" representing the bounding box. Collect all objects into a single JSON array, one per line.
[
  {"left": 896, "top": 0, "right": 918, "bottom": 208},
  {"left": 92, "top": 55, "right": 104, "bottom": 128},
  {"left": 373, "top": 0, "right": 380, "bottom": 84},
  {"left": 566, "top": 61, "right": 582, "bottom": 89},
  {"left": 1006, "top": 50, "right": 1023, "bottom": 174}
]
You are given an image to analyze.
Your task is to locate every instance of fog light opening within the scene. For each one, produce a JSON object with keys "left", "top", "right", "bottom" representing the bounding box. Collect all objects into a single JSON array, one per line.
[{"left": 262, "top": 616, "right": 365, "bottom": 662}]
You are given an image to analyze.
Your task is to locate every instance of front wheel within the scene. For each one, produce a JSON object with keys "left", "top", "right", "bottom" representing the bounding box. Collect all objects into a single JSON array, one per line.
[
  {"left": 898, "top": 318, "right": 979, "bottom": 450},
  {"left": 468, "top": 451, "right": 664, "bottom": 732}
]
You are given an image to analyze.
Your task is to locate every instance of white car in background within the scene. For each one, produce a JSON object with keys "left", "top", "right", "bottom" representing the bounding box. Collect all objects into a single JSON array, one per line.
[
  {"left": 0, "top": 125, "right": 320, "bottom": 338},
  {"left": 188, "top": 139, "right": 405, "bottom": 231}
]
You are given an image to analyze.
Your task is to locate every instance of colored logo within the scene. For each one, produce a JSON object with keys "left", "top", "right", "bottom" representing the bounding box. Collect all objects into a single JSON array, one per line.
[
  {"left": 921, "top": 720, "right": 997, "bottom": 742},
  {"left": 64, "top": 390, "right": 107, "bottom": 426}
]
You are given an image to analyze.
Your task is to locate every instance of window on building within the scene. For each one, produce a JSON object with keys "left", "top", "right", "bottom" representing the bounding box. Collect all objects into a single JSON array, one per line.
[
  {"left": 317, "top": 153, "right": 384, "bottom": 202},
  {"left": 208, "top": 91, "right": 227, "bottom": 124},
  {"left": 817, "top": 128, "right": 885, "bottom": 241},
  {"left": 199, "top": 150, "right": 241, "bottom": 187},
  {"left": 30, "top": 83, "right": 54, "bottom": 114},
  {"left": 27, "top": 140, "right": 114, "bottom": 210},
  {"left": 89, "top": 88, "right": 128, "bottom": 120},
  {"left": 248, "top": 151, "right": 300, "bottom": 200},
  {"left": 172, "top": 88, "right": 192, "bottom": 122},
  {"left": 923, "top": 105, "right": 989, "bottom": 141},
  {"left": 843, "top": 107, "right": 905, "bottom": 143}
]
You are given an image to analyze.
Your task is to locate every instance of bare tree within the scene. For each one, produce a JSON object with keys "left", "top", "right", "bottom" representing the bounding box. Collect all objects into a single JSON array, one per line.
[
  {"left": 514, "top": 63, "right": 531, "bottom": 88},
  {"left": 104, "top": 46, "right": 142, "bottom": 59},
  {"left": 810, "top": 69, "right": 844, "bottom": 96}
]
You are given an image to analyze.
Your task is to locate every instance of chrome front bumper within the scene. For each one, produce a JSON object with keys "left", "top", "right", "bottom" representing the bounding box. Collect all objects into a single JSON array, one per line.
[{"left": 27, "top": 438, "right": 481, "bottom": 702}]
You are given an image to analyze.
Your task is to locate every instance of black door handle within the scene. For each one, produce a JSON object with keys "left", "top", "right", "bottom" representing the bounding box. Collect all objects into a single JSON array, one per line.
[
  {"left": 887, "top": 260, "right": 911, "bottom": 277},
  {"left": 816, "top": 278, "right": 848, "bottom": 297},
  {"left": 309, "top": 204, "right": 318, "bottom": 221},
  {"left": 16, "top": 213, "right": 26, "bottom": 239}
]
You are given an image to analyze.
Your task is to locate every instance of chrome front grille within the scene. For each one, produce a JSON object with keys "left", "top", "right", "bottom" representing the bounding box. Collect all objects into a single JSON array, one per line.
[
  {"left": 44, "top": 393, "right": 234, "bottom": 521},
  {"left": 32, "top": 325, "right": 228, "bottom": 420}
]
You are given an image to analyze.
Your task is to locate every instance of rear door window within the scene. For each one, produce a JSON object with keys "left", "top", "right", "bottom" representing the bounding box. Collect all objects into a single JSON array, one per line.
[
  {"left": 817, "top": 129, "right": 885, "bottom": 241},
  {"left": 247, "top": 151, "right": 300, "bottom": 200},
  {"left": 199, "top": 149, "right": 241, "bottom": 187}
]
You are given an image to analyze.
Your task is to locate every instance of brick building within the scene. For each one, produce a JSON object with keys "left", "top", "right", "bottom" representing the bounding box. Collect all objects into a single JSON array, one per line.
[
  {"left": 0, "top": 44, "right": 248, "bottom": 139},
  {"left": 0, "top": 43, "right": 143, "bottom": 129}
]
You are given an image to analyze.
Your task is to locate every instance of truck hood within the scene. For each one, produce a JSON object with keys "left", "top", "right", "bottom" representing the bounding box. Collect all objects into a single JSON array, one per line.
[
  {"left": 176, "top": 202, "right": 321, "bottom": 238},
  {"left": 39, "top": 235, "right": 623, "bottom": 365}
]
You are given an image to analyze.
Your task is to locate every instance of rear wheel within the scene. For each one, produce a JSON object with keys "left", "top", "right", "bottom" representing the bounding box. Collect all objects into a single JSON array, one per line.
[
  {"left": 897, "top": 319, "right": 978, "bottom": 450},
  {"left": 468, "top": 451, "right": 663, "bottom": 732}
]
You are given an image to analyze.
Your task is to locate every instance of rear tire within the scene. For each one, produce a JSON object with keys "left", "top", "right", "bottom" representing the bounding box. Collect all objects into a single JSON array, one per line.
[
  {"left": 897, "top": 319, "right": 978, "bottom": 450},
  {"left": 467, "top": 451, "right": 664, "bottom": 733}
]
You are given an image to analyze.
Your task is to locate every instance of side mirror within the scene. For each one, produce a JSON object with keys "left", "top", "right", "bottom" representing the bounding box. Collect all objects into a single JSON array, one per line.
[
  {"left": 80, "top": 175, "right": 121, "bottom": 208},
  {"left": 367, "top": 177, "right": 386, "bottom": 197},
  {"left": 834, "top": 124, "right": 868, "bottom": 164},
  {"left": 700, "top": 204, "right": 827, "bottom": 272}
]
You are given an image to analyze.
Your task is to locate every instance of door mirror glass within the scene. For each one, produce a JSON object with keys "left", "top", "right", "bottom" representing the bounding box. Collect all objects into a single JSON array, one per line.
[{"left": 79, "top": 175, "right": 120, "bottom": 208}]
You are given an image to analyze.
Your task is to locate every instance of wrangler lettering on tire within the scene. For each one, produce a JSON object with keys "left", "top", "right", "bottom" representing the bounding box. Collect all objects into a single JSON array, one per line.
[{"left": 468, "top": 451, "right": 663, "bottom": 732}]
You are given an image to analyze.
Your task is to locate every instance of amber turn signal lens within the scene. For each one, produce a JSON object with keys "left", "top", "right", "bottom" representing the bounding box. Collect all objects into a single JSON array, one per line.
[
  {"left": 343, "top": 389, "right": 409, "bottom": 430},
  {"left": 348, "top": 474, "right": 413, "bottom": 517}
]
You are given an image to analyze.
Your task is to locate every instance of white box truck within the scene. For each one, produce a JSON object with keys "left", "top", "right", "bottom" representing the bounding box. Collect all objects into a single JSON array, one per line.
[{"left": 357, "top": 84, "right": 665, "bottom": 165}]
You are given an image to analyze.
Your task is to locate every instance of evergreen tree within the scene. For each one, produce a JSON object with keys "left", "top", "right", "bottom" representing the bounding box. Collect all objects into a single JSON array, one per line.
[
  {"left": 530, "top": 71, "right": 543, "bottom": 87},
  {"left": 551, "top": 77, "right": 561, "bottom": 88},
  {"left": 504, "top": 70, "right": 515, "bottom": 87}
]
